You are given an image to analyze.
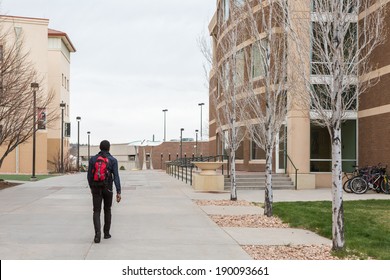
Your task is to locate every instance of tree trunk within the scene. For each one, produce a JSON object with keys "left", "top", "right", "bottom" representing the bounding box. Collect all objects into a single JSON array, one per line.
[
  {"left": 264, "top": 132, "right": 274, "bottom": 217},
  {"left": 331, "top": 126, "right": 344, "bottom": 250},
  {"left": 230, "top": 148, "right": 237, "bottom": 201}
]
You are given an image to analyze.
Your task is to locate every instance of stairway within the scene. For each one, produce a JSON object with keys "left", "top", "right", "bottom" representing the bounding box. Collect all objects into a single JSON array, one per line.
[{"left": 224, "top": 173, "right": 294, "bottom": 190}]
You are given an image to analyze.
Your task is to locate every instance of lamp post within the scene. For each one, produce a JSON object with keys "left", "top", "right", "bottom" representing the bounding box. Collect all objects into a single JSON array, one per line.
[
  {"left": 30, "top": 82, "right": 39, "bottom": 181},
  {"left": 195, "top": 129, "right": 199, "bottom": 157},
  {"left": 76, "top": 116, "right": 81, "bottom": 171},
  {"left": 162, "top": 109, "right": 168, "bottom": 142},
  {"left": 198, "top": 102, "right": 205, "bottom": 141},
  {"left": 180, "top": 128, "right": 184, "bottom": 159},
  {"left": 60, "top": 101, "right": 66, "bottom": 173},
  {"left": 87, "top": 131, "right": 91, "bottom": 162}
]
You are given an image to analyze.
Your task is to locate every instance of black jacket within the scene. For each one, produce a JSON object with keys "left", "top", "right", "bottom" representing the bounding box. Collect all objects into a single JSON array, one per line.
[{"left": 87, "top": 151, "right": 121, "bottom": 194}]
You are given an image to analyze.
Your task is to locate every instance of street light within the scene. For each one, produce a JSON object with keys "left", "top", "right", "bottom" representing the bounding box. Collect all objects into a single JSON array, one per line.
[
  {"left": 195, "top": 129, "right": 199, "bottom": 157},
  {"left": 30, "top": 82, "right": 39, "bottom": 181},
  {"left": 76, "top": 116, "right": 81, "bottom": 171},
  {"left": 180, "top": 128, "right": 184, "bottom": 159},
  {"left": 198, "top": 103, "right": 205, "bottom": 141},
  {"left": 87, "top": 131, "right": 91, "bottom": 162},
  {"left": 162, "top": 109, "right": 168, "bottom": 142},
  {"left": 60, "top": 101, "right": 66, "bottom": 173}
]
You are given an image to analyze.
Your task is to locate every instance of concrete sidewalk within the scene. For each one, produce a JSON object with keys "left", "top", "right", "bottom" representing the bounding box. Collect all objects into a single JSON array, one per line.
[{"left": 0, "top": 170, "right": 388, "bottom": 260}]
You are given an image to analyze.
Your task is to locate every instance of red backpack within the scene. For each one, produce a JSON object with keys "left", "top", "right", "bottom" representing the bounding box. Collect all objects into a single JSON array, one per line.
[{"left": 93, "top": 155, "right": 109, "bottom": 183}]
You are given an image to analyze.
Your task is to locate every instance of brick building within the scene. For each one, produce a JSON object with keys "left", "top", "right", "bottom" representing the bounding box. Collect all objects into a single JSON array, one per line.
[{"left": 207, "top": 0, "right": 389, "bottom": 188}]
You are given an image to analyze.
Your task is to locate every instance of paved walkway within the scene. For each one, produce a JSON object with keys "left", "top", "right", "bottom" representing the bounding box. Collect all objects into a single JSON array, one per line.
[{"left": 0, "top": 170, "right": 389, "bottom": 260}]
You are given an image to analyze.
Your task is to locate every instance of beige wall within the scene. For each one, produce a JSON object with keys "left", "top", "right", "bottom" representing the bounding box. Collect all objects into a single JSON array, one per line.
[
  {"left": 0, "top": 16, "right": 74, "bottom": 174},
  {"left": 47, "top": 37, "right": 72, "bottom": 169}
]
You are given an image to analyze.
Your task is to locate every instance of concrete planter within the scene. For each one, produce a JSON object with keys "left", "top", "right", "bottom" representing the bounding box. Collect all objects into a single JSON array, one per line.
[{"left": 192, "top": 162, "right": 224, "bottom": 192}]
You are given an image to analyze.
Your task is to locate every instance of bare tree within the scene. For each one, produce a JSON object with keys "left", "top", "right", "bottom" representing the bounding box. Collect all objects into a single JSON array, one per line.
[
  {"left": 200, "top": 2, "right": 249, "bottom": 200},
  {"left": 49, "top": 149, "right": 75, "bottom": 173},
  {"left": 237, "top": 0, "right": 291, "bottom": 217},
  {"left": 0, "top": 25, "right": 56, "bottom": 168},
  {"left": 286, "top": 0, "right": 386, "bottom": 250}
]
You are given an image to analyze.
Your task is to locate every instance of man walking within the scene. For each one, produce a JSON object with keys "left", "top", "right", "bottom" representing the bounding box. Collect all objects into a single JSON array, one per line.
[{"left": 87, "top": 140, "right": 121, "bottom": 243}]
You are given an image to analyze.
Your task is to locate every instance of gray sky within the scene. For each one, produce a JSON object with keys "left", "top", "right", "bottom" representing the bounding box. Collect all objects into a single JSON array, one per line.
[{"left": 1, "top": 0, "right": 214, "bottom": 145}]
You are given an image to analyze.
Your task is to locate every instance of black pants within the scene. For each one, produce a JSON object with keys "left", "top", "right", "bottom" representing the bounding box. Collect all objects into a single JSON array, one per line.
[{"left": 91, "top": 184, "right": 113, "bottom": 235}]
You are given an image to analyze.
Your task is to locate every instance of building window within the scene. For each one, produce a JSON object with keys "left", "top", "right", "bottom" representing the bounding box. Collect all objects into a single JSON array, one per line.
[
  {"left": 251, "top": 140, "right": 265, "bottom": 160},
  {"left": 311, "top": 84, "right": 357, "bottom": 110},
  {"left": 312, "top": 1, "right": 357, "bottom": 13},
  {"left": 236, "top": 141, "right": 244, "bottom": 160},
  {"left": 128, "top": 155, "right": 135, "bottom": 161},
  {"left": 235, "top": 49, "right": 245, "bottom": 86},
  {"left": 252, "top": 40, "right": 266, "bottom": 78},
  {"left": 14, "top": 27, "right": 22, "bottom": 39},
  {"left": 235, "top": 0, "right": 245, "bottom": 7},
  {"left": 223, "top": 130, "right": 229, "bottom": 157},
  {"left": 223, "top": 0, "right": 230, "bottom": 22},
  {"left": 311, "top": 22, "right": 357, "bottom": 76},
  {"left": 223, "top": 60, "right": 230, "bottom": 93},
  {"left": 310, "top": 120, "right": 356, "bottom": 172}
]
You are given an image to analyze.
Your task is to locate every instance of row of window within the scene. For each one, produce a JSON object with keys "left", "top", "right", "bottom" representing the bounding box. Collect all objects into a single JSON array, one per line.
[
  {"left": 62, "top": 74, "right": 70, "bottom": 91},
  {"left": 216, "top": 120, "right": 357, "bottom": 172},
  {"left": 221, "top": 0, "right": 357, "bottom": 23},
  {"left": 218, "top": 39, "right": 267, "bottom": 96}
]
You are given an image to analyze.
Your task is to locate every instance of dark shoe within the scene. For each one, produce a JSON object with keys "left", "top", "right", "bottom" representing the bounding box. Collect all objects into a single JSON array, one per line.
[
  {"left": 104, "top": 233, "right": 111, "bottom": 239},
  {"left": 94, "top": 233, "right": 101, "bottom": 243}
]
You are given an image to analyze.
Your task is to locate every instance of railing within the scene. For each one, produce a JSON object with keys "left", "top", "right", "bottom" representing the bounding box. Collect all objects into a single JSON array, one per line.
[
  {"left": 166, "top": 155, "right": 229, "bottom": 185},
  {"left": 286, "top": 154, "right": 299, "bottom": 190}
]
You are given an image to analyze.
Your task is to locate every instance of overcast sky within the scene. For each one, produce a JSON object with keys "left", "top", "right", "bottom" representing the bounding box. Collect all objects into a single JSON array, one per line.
[{"left": 1, "top": 0, "right": 214, "bottom": 145}]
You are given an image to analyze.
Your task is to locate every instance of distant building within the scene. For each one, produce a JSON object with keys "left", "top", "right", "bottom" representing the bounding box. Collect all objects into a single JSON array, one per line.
[{"left": 77, "top": 140, "right": 210, "bottom": 171}]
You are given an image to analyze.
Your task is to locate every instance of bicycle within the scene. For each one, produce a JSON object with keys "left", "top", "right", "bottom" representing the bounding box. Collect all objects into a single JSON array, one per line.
[
  {"left": 343, "top": 165, "right": 360, "bottom": 193},
  {"left": 380, "top": 174, "right": 390, "bottom": 194},
  {"left": 350, "top": 164, "right": 387, "bottom": 194}
]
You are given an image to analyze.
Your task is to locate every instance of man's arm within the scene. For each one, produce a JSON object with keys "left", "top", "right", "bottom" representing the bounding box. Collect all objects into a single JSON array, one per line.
[
  {"left": 111, "top": 157, "right": 121, "bottom": 194},
  {"left": 87, "top": 157, "right": 94, "bottom": 186}
]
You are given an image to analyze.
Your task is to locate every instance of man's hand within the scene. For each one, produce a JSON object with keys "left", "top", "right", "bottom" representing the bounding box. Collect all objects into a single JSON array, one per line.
[{"left": 116, "top": 194, "right": 121, "bottom": 203}]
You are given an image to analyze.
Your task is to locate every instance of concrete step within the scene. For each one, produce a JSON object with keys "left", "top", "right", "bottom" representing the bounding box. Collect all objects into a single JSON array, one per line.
[{"left": 224, "top": 173, "right": 295, "bottom": 190}]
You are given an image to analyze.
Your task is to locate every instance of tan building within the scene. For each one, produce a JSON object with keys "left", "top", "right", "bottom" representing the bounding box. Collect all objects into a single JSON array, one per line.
[
  {"left": 0, "top": 15, "right": 75, "bottom": 174},
  {"left": 207, "top": 1, "right": 388, "bottom": 188}
]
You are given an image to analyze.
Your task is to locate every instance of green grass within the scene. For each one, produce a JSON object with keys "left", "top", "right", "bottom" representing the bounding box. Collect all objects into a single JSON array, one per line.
[
  {"left": 273, "top": 200, "right": 390, "bottom": 260},
  {"left": 0, "top": 174, "right": 57, "bottom": 181}
]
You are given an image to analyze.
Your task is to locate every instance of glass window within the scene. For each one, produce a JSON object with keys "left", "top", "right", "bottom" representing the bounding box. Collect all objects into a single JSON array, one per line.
[
  {"left": 311, "top": 84, "right": 357, "bottom": 110},
  {"left": 312, "top": 1, "right": 357, "bottom": 13},
  {"left": 235, "top": 141, "right": 244, "bottom": 160},
  {"left": 235, "top": 49, "right": 245, "bottom": 86},
  {"left": 223, "top": 61, "right": 230, "bottom": 92},
  {"left": 310, "top": 120, "right": 356, "bottom": 172},
  {"left": 223, "top": 0, "right": 230, "bottom": 21},
  {"left": 234, "top": 0, "right": 245, "bottom": 7},
  {"left": 311, "top": 20, "right": 357, "bottom": 75},
  {"left": 223, "top": 130, "right": 229, "bottom": 156},
  {"left": 251, "top": 140, "right": 265, "bottom": 160},
  {"left": 252, "top": 40, "right": 266, "bottom": 78}
]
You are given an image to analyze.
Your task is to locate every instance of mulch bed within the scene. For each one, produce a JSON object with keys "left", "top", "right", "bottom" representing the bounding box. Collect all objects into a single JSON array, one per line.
[
  {"left": 193, "top": 199, "right": 253, "bottom": 206},
  {"left": 243, "top": 245, "right": 341, "bottom": 260},
  {"left": 194, "top": 199, "right": 348, "bottom": 260},
  {"left": 0, "top": 180, "right": 20, "bottom": 190},
  {"left": 210, "top": 214, "right": 289, "bottom": 228}
]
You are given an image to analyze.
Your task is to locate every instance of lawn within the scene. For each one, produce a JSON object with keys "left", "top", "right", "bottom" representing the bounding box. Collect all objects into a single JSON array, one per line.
[
  {"left": 273, "top": 200, "right": 390, "bottom": 259},
  {"left": 0, "top": 174, "right": 57, "bottom": 181}
]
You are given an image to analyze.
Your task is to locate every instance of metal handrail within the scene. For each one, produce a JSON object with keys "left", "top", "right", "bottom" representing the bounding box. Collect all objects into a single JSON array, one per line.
[
  {"left": 165, "top": 155, "right": 229, "bottom": 185},
  {"left": 286, "top": 154, "right": 299, "bottom": 190}
]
